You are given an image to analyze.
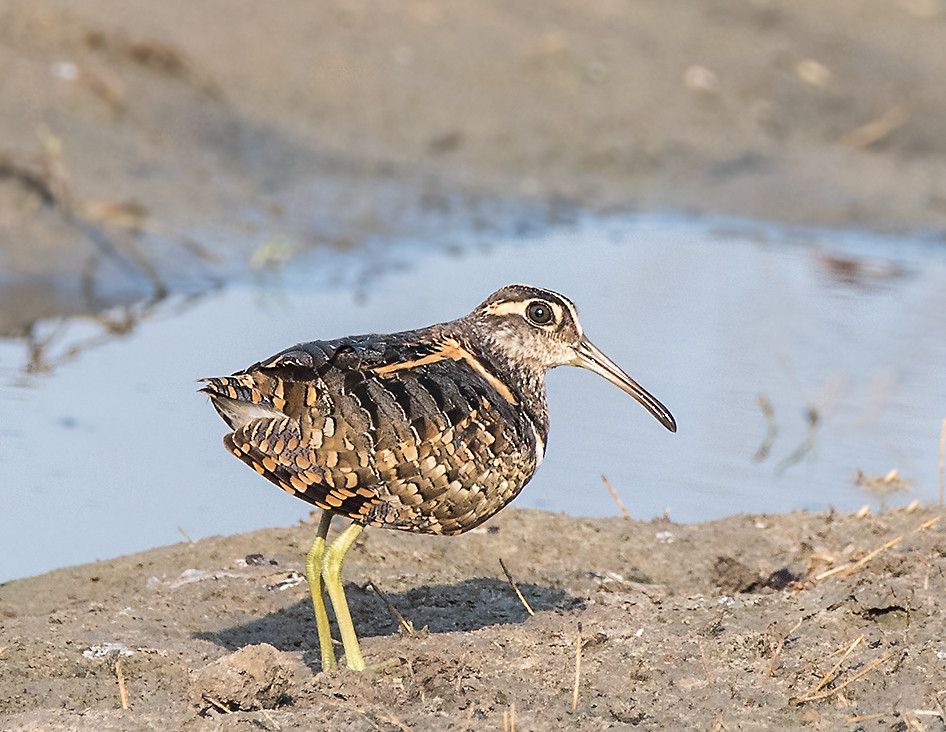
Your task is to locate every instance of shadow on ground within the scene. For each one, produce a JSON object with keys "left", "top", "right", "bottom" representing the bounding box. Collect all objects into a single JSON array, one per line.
[{"left": 196, "top": 577, "right": 584, "bottom": 670}]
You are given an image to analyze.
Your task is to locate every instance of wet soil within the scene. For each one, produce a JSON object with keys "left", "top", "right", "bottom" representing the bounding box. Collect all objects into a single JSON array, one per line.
[
  {"left": 3, "top": 2, "right": 946, "bottom": 729},
  {"left": 1, "top": 506, "right": 944, "bottom": 730}
]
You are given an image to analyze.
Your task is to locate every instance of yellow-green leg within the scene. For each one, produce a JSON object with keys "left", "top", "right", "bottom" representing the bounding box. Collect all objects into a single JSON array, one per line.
[
  {"left": 322, "top": 522, "right": 365, "bottom": 671},
  {"left": 305, "top": 511, "right": 336, "bottom": 670}
]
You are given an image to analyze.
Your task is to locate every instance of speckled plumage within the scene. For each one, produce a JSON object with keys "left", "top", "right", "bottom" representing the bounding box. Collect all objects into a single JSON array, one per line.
[
  {"left": 201, "top": 327, "right": 544, "bottom": 535},
  {"left": 200, "top": 284, "right": 675, "bottom": 670}
]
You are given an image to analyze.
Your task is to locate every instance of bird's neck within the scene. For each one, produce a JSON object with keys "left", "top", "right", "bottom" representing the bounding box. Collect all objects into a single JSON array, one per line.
[
  {"left": 453, "top": 325, "right": 551, "bottom": 443},
  {"left": 503, "top": 362, "right": 550, "bottom": 441}
]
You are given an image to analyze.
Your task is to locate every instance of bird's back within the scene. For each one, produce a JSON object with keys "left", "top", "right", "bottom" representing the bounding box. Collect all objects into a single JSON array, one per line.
[{"left": 201, "top": 327, "right": 543, "bottom": 535}]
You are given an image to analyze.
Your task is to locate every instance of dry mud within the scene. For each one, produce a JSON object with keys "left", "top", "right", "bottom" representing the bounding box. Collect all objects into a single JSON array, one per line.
[{"left": 1, "top": 506, "right": 944, "bottom": 730}]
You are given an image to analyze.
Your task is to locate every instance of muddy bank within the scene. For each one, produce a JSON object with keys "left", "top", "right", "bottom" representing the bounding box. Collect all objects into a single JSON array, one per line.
[
  {"left": 2, "top": 0, "right": 946, "bottom": 334},
  {"left": 1, "top": 506, "right": 943, "bottom": 729},
  {"left": 3, "top": 3, "right": 946, "bottom": 729}
]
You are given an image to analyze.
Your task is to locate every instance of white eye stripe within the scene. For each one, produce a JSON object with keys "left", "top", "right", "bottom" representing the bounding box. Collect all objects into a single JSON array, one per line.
[
  {"left": 483, "top": 300, "right": 527, "bottom": 317},
  {"left": 482, "top": 298, "right": 571, "bottom": 330}
]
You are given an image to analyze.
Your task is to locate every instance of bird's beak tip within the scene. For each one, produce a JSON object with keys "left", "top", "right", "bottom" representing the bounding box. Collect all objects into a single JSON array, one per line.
[{"left": 574, "top": 338, "right": 676, "bottom": 434}]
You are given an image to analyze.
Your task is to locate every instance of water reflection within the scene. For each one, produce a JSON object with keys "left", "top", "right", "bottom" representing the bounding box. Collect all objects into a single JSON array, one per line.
[
  {"left": 16, "top": 295, "right": 208, "bottom": 374},
  {"left": 1, "top": 214, "right": 944, "bottom": 583}
]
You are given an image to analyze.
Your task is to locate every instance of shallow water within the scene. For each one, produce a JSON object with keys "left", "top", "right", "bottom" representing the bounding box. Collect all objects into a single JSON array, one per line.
[{"left": 2, "top": 214, "right": 945, "bottom": 582}]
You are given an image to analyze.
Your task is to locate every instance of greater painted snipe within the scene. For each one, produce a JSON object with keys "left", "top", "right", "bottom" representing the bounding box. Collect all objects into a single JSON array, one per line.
[{"left": 201, "top": 285, "right": 675, "bottom": 670}]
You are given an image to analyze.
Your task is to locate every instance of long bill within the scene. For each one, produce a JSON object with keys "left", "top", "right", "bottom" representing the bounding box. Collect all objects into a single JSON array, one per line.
[{"left": 572, "top": 338, "right": 677, "bottom": 433}]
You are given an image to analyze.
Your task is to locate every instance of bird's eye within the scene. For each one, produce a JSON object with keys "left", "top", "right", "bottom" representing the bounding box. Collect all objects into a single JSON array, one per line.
[{"left": 525, "top": 301, "right": 554, "bottom": 325}]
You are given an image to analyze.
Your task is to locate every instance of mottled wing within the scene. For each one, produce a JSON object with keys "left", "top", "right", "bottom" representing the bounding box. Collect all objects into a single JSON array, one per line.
[
  {"left": 201, "top": 332, "right": 537, "bottom": 535},
  {"left": 201, "top": 339, "right": 385, "bottom": 524}
]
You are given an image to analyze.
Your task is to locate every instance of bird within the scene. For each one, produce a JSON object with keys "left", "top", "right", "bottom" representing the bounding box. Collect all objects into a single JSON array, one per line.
[{"left": 200, "top": 284, "right": 675, "bottom": 671}]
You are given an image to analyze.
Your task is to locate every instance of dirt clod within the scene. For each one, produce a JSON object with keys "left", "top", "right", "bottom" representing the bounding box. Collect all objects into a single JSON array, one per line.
[{"left": 190, "top": 643, "right": 298, "bottom": 714}]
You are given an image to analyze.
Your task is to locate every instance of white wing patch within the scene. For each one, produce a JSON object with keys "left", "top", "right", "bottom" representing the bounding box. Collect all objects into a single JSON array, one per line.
[{"left": 212, "top": 397, "right": 284, "bottom": 429}]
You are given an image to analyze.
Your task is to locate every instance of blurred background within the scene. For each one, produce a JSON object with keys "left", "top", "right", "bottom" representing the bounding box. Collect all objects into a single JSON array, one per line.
[{"left": 1, "top": 0, "right": 945, "bottom": 582}]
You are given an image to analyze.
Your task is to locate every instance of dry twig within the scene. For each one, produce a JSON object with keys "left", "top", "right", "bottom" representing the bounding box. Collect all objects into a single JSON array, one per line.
[
  {"left": 502, "top": 703, "right": 516, "bottom": 732},
  {"left": 601, "top": 474, "right": 631, "bottom": 520},
  {"left": 366, "top": 580, "right": 416, "bottom": 636},
  {"left": 765, "top": 618, "right": 804, "bottom": 679},
  {"left": 791, "top": 642, "right": 854, "bottom": 678},
  {"left": 810, "top": 635, "right": 863, "bottom": 696},
  {"left": 499, "top": 558, "right": 534, "bottom": 616},
  {"left": 813, "top": 515, "right": 941, "bottom": 581},
  {"left": 934, "top": 692, "right": 946, "bottom": 721},
  {"left": 711, "top": 710, "right": 728, "bottom": 731},
  {"left": 378, "top": 710, "right": 412, "bottom": 732},
  {"left": 115, "top": 658, "right": 130, "bottom": 710},
  {"left": 572, "top": 623, "right": 582, "bottom": 711},
  {"left": 260, "top": 709, "right": 282, "bottom": 731},
  {"left": 939, "top": 419, "right": 946, "bottom": 506},
  {"left": 405, "top": 658, "right": 426, "bottom": 704},
  {"left": 841, "top": 536, "right": 904, "bottom": 577},
  {"left": 202, "top": 694, "right": 231, "bottom": 714},
  {"left": 791, "top": 651, "right": 894, "bottom": 705},
  {"left": 844, "top": 105, "right": 910, "bottom": 148},
  {"left": 699, "top": 641, "right": 715, "bottom": 684},
  {"left": 846, "top": 713, "right": 885, "bottom": 723}
]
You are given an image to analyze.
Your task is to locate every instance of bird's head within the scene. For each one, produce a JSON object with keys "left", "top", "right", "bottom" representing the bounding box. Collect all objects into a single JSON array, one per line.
[{"left": 470, "top": 285, "right": 676, "bottom": 432}]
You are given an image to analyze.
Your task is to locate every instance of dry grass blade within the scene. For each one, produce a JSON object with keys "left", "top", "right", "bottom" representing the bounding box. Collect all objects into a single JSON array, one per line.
[
  {"left": 378, "top": 709, "right": 412, "bottom": 732},
  {"left": 115, "top": 658, "right": 130, "bottom": 710},
  {"left": 842, "top": 536, "right": 903, "bottom": 577},
  {"left": 791, "top": 651, "right": 895, "bottom": 705},
  {"left": 765, "top": 618, "right": 804, "bottom": 679},
  {"left": 405, "top": 659, "right": 426, "bottom": 703},
  {"left": 502, "top": 703, "right": 516, "bottom": 732},
  {"left": 811, "top": 635, "right": 863, "bottom": 696},
  {"left": 572, "top": 623, "right": 582, "bottom": 711},
  {"left": 814, "top": 563, "right": 850, "bottom": 581},
  {"left": 366, "top": 580, "right": 416, "bottom": 636},
  {"left": 844, "top": 104, "right": 910, "bottom": 148},
  {"left": 601, "top": 475, "right": 632, "bottom": 519},
  {"left": 939, "top": 419, "right": 946, "bottom": 506},
  {"left": 260, "top": 709, "right": 282, "bottom": 730},
  {"left": 934, "top": 692, "right": 946, "bottom": 720},
  {"left": 499, "top": 558, "right": 534, "bottom": 616},
  {"left": 202, "top": 694, "right": 231, "bottom": 714},
  {"left": 813, "top": 515, "right": 941, "bottom": 581},
  {"left": 699, "top": 641, "right": 715, "bottom": 683},
  {"left": 711, "top": 710, "right": 728, "bottom": 731},
  {"left": 792, "top": 642, "right": 853, "bottom": 677},
  {"left": 846, "top": 713, "right": 886, "bottom": 723},
  {"left": 319, "top": 697, "right": 398, "bottom": 732}
]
